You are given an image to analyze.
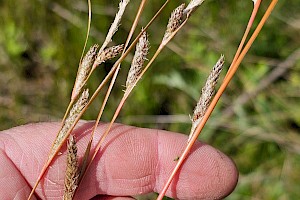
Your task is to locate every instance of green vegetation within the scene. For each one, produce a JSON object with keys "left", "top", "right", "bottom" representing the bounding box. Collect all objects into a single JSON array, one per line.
[{"left": 0, "top": 0, "right": 299, "bottom": 199}]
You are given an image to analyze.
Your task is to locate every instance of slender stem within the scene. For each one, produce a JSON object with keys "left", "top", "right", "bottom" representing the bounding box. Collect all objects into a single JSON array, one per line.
[
  {"left": 78, "top": 67, "right": 121, "bottom": 183},
  {"left": 225, "top": 0, "right": 261, "bottom": 76},
  {"left": 28, "top": 1, "right": 92, "bottom": 198},
  {"left": 79, "top": 0, "right": 92, "bottom": 64},
  {"left": 71, "top": 0, "right": 92, "bottom": 101},
  {"left": 91, "top": 0, "right": 148, "bottom": 143},
  {"left": 89, "top": 0, "right": 170, "bottom": 109},
  {"left": 79, "top": 0, "right": 148, "bottom": 185},
  {"left": 157, "top": 1, "right": 278, "bottom": 199},
  {"left": 225, "top": 0, "right": 261, "bottom": 79},
  {"left": 61, "top": 99, "right": 74, "bottom": 123},
  {"left": 81, "top": 5, "right": 190, "bottom": 189},
  {"left": 71, "top": 0, "right": 171, "bottom": 191},
  {"left": 88, "top": 96, "right": 125, "bottom": 169},
  {"left": 72, "top": 0, "right": 171, "bottom": 103},
  {"left": 130, "top": 15, "right": 190, "bottom": 93},
  {"left": 62, "top": 0, "right": 92, "bottom": 130},
  {"left": 80, "top": 46, "right": 163, "bottom": 187},
  {"left": 83, "top": 0, "right": 171, "bottom": 107},
  {"left": 27, "top": 103, "right": 87, "bottom": 199}
]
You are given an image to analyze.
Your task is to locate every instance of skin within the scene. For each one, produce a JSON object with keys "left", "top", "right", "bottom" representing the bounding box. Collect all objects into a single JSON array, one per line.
[{"left": 0, "top": 122, "right": 238, "bottom": 199}]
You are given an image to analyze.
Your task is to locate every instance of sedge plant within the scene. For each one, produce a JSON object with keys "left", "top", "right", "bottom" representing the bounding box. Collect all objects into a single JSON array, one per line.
[{"left": 27, "top": 0, "right": 278, "bottom": 199}]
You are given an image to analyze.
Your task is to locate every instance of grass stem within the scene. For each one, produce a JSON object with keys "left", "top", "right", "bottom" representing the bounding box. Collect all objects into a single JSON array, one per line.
[
  {"left": 78, "top": 0, "right": 148, "bottom": 185},
  {"left": 225, "top": 0, "right": 261, "bottom": 79},
  {"left": 156, "top": 1, "right": 278, "bottom": 199}
]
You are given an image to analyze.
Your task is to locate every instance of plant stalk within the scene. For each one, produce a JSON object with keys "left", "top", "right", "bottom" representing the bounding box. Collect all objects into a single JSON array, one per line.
[
  {"left": 157, "top": 1, "right": 278, "bottom": 199},
  {"left": 225, "top": 0, "right": 261, "bottom": 79},
  {"left": 78, "top": 0, "right": 148, "bottom": 185}
]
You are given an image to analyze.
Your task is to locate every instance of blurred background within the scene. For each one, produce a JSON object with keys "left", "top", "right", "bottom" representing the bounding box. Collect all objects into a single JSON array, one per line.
[{"left": 0, "top": 0, "right": 299, "bottom": 199}]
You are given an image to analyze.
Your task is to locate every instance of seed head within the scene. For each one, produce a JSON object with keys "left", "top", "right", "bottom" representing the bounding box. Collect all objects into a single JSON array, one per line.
[
  {"left": 63, "top": 135, "right": 79, "bottom": 200},
  {"left": 100, "top": 0, "right": 130, "bottom": 52},
  {"left": 125, "top": 31, "right": 149, "bottom": 90},
  {"left": 189, "top": 55, "right": 225, "bottom": 142},
  {"left": 51, "top": 89, "right": 89, "bottom": 157},
  {"left": 72, "top": 44, "right": 98, "bottom": 100},
  {"left": 163, "top": 4, "right": 185, "bottom": 42},
  {"left": 95, "top": 44, "right": 124, "bottom": 66}
]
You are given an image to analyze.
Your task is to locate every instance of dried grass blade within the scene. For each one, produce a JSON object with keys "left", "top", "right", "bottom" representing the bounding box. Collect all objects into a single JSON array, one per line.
[
  {"left": 28, "top": 1, "right": 93, "bottom": 197},
  {"left": 156, "top": 1, "right": 278, "bottom": 199}
]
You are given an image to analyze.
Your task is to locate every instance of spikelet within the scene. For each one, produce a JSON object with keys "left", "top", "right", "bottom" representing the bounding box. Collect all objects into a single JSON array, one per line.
[
  {"left": 100, "top": 0, "right": 130, "bottom": 52},
  {"left": 63, "top": 135, "right": 79, "bottom": 200},
  {"left": 72, "top": 45, "right": 98, "bottom": 100},
  {"left": 189, "top": 55, "right": 225, "bottom": 142},
  {"left": 95, "top": 44, "right": 124, "bottom": 66},
  {"left": 184, "top": 0, "right": 205, "bottom": 14},
  {"left": 50, "top": 89, "right": 89, "bottom": 158},
  {"left": 125, "top": 31, "right": 149, "bottom": 92},
  {"left": 163, "top": 4, "right": 185, "bottom": 43}
]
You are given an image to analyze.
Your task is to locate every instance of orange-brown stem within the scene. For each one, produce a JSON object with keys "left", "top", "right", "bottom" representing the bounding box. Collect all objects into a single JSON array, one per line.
[
  {"left": 157, "top": 0, "right": 278, "bottom": 199},
  {"left": 225, "top": 0, "right": 261, "bottom": 79},
  {"left": 78, "top": 0, "right": 148, "bottom": 184},
  {"left": 27, "top": 109, "right": 85, "bottom": 199},
  {"left": 85, "top": 96, "right": 126, "bottom": 177},
  {"left": 79, "top": 6, "right": 189, "bottom": 189},
  {"left": 29, "top": 1, "right": 167, "bottom": 197},
  {"left": 69, "top": 0, "right": 170, "bottom": 194},
  {"left": 70, "top": 0, "right": 92, "bottom": 101}
]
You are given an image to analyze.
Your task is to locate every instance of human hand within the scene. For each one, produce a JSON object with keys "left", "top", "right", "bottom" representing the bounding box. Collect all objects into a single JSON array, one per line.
[{"left": 0, "top": 122, "right": 238, "bottom": 199}]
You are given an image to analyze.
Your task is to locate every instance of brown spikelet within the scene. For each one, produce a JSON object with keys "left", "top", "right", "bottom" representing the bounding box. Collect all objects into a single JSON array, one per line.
[
  {"left": 189, "top": 55, "right": 225, "bottom": 142},
  {"left": 50, "top": 89, "right": 89, "bottom": 158},
  {"left": 63, "top": 135, "right": 79, "bottom": 200},
  {"left": 100, "top": 0, "right": 130, "bottom": 51},
  {"left": 125, "top": 31, "right": 149, "bottom": 90},
  {"left": 72, "top": 45, "right": 99, "bottom": 100},
  {"left": 184, "top": 0, "right": 205, "bottom": 14},
  {"left": 95, "top": 44, "right": 124, "bottom": 66},
  {"left": 163, "top": 4, "right": 185, "bottom": 42}
]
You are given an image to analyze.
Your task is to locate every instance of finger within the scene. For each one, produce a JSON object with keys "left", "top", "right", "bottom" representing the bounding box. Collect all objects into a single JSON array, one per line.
[
  {"left": 0, "top": 122, "right": 238, "bottom": 199},
  {"left": 90, "top": 195, "right": 134, "bottom": 200},
  {"left": 0, "top": 149, "right": 37, "bottom": 199}
]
